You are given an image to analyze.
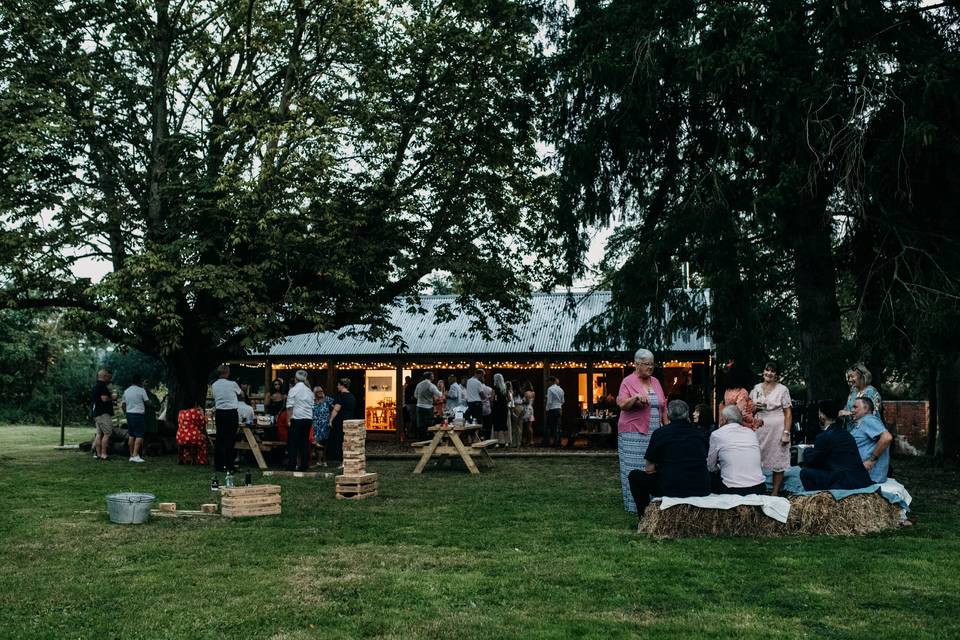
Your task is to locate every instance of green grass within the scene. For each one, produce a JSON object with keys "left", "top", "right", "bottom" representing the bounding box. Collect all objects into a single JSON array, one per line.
[{"left": 1, "top": 425, "right": 958, "bottom": 640}]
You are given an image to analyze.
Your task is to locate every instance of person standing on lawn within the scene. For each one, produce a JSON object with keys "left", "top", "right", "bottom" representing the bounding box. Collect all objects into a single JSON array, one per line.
[
  {"left": 750, "top": 360, "right": 793, "bottom": 496},
  {"left": 544, "top": 376, "right": 565, "bottom": 447},
  {"left": 414, "top": 371, "right": 442, "bottom": 440},
  {"left": 286, "top": 369, "right": 314, "bottom": 471},
  {"left": 616, "top": 348, "right": 668, "bottom": 513},
  {"left": 91, "top": 369, "right": 117, "bottom": 460},
  {"left": 327, "top": 378, "right": 356, "bottom": 463},
  {"left": 121, "top": 373, "right": 150, "bottom": 463},
  {"left": 211, "top": 364, "right": 242, "bottom": 472},
  {"left": 465, "top": 369, "right": 485, "bottom": 424}
]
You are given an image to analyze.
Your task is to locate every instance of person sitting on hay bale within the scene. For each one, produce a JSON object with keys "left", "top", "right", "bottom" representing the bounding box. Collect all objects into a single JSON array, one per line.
[
  {"left": 850, "top": 397, "right": 893, "bottom": 484},
  {"left": 800, "top": 399, "right": 873, "bottom": 492},
  {"left": 628, "top": 400, "right": 710, "bottom": 517},
  {"left": 706, "top": 405, "right": 767, "bottom": 496}
]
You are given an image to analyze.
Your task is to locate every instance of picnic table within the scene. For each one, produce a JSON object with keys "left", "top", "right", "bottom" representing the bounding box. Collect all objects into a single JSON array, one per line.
[
  {"left": 411, "top": 423, "right": 496, "bottom": 474},
  {"left": 208, "top": 426, "right": 284, "bottom": 471}
]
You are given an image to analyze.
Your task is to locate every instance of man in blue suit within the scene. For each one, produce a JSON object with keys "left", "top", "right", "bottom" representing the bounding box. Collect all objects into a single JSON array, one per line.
[{"left": 801, "top": 399, "right": 873, "bottom": 491}]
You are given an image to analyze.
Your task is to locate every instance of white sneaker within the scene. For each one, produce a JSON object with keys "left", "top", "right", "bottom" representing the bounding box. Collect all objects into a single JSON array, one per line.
[{"left": 130, "top": 456, "right": 145, "bottom": 463}]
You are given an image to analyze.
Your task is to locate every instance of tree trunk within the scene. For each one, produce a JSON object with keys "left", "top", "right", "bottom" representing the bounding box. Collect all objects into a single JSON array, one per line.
[
  {"left": 784, "top": 201, "right": 846, "bottom": 402},
  {"left": 163, "top": 351, "right": 215, "bottom": 433},
  {"left": 927, "top": 363, "right": 939, "bottom": 457},
  {"left": 936, "top": 353, "right": 960, "bottom": 464}
]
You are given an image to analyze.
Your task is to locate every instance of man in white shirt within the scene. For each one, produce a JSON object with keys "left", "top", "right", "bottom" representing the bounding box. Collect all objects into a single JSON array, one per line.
[
  {"left": 121, "top": 373, "right": 150, "bottom": 463},
  {"left": 545, "top": 376, "right": 565, "bottom": 447},
  {"left": 211, "top": 364, "right": 242, "bottom": 472},
  {"left": 706, "top": 405, "right": 767, "bottom": 495},
  {"left": 414, "top": 372, "right": 442, "bottom": 439},
  {"left": 286, "top": 369, "right": 314, "bottom": 471},
  {"left": 446, "top": 375, "right": 464, "bottom": 413},
  {"left": 237, "top": 394, "right": 255, "bottom": 427},
  {"left": 464, "top": 369, "right": 485, "bottom": 424}
]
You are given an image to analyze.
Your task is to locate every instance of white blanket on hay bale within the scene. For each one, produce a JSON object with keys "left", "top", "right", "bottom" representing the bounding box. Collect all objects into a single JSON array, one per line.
[
  {"left": 654, "top": 477, "right": 912, "bottom": 526},
  {"left": 658, "top": 495, "right": 791, "bottom": 523}
]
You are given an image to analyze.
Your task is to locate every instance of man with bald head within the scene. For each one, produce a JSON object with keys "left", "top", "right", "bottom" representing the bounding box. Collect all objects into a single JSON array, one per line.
[{"left": 91, "top": 369, "right": 117, "bottom": 460}]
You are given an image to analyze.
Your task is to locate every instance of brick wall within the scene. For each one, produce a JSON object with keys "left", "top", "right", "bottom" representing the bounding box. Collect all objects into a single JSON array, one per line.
[{"left": 883, "top": 401, "right": 929, "bottom": 451}]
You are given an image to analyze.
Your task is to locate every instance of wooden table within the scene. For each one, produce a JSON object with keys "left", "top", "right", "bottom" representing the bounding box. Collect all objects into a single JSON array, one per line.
[
  {"left": 209, "top": 426, "right": 283, "bottom": 471},
  {"left": 412, "top": 423, "right": 496, "bottom": 475}
]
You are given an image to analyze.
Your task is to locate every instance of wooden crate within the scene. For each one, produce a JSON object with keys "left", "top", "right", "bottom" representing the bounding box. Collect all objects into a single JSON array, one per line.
[
  {"left": 219, "top": 484, "right": 282, "bottom": 517},
  {"left": 335, "top": 472, "right": 378, "bottom": 500}
]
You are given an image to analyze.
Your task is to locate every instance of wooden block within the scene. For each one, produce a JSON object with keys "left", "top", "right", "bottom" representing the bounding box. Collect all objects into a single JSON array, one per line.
[
  {"left": 342, "top": 466, "right": 366, "bottom": 475},
  {"left": 336, "top": 481, "right": 378, "bottom": 494},
  {"left": 221, "top": 495, "right": 281, "bottom": 508},
  {"left": 159, "top": 502, "right": 177, "bottom": 512},
  {"left": 336, "top": 489, "right": 378, "bottom": 501},
  {"left": 201, "top": 503, "right": 218, "bottom": 514},
  {"left": 261, "top": 470, "right": 325, "bottom": 478},
  {"left": 221, "top": 504, "right": 282, "bottom": 517},
  {"left": 219, "top": 484, "right": 280, "bottom": 497},
  {"left": 335, "top": 472, "right": 378, "bottom": 483}
]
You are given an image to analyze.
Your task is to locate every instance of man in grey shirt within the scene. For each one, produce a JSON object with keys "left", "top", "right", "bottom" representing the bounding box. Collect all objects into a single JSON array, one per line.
[
  {"left": 211, "top": 364, "right": 242, "bottom": 471},
  {"left": 414, "top": 372, "right": 442, "bottom": 439},
  {"left": 545, "top": 376, "right": 565, "bottom": 447},
  {"left": 465, "top": 369, "right": 485, "bottom": 424}
]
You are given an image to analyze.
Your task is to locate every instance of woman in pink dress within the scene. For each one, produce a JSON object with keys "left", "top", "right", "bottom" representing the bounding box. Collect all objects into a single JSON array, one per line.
[{"left": 750, "top": 361, "right": 793, "bottom": 496}]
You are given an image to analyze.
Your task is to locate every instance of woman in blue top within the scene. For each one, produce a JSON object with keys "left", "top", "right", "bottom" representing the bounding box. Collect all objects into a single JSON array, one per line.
[
  {"left": 312, "top": 385, "right": 334, "bottom": 466},
  {"left": 839, "top": 363, "right": 882, "bottom": 421}
]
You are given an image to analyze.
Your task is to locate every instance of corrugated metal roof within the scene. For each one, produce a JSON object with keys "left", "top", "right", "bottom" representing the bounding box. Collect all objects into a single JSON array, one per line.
[{"left": 265, "top": 292, "right": 711, "bottom": 358}]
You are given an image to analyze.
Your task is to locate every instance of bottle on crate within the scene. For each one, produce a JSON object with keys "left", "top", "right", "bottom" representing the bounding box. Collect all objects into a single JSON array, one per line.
[
  {"left": 210, "top": 475, "right": 219, "bottom": 492},
  {"left": 225, "top": 470, "right": 234, "bottom": 488},
  {"left": 244, "top": 470, "right": 252, "bottom": 486}
]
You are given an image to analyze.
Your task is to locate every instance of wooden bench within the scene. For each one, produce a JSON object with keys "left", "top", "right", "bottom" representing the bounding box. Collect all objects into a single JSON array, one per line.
[
  {"left": 471, "top": 439, "right": 498, "bottom": 449},
  {"left": 411, "top": 440, "right": 433, "bottom": 448}
]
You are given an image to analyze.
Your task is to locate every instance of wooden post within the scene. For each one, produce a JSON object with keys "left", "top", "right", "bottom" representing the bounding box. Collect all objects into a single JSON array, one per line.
[
  {"left": 59, "top": 394, "right": 65, "bottom": 447},
  {"left": 541, "top": 359, "right": 550, "bottom": 444},
  {"left": 395, "top": 364, "right": 404, "bottom": 444},
  {"left": 586, "top": 360, "right": 594, "bottom": 415},
  {"left": 264, "top": 360, "right": 272, "bottom": 396},
  {"left": 326, "top": 360, "right": 336, "bottom": 394}
]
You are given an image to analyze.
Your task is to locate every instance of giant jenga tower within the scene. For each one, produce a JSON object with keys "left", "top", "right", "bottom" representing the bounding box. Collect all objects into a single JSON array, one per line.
[{"left": 335, "top": 419, "right": 378, "bottom": 500}]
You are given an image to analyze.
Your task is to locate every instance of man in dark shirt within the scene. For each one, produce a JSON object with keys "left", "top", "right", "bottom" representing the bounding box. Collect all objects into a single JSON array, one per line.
[
  {"left": 91, "top": 369, "right": 116, "bottom": 460},
  {"left": 801, "top": 399, "right": 873, "bottom": 491},
  {"left": 326, "top": 378, "right": 356, "bottom": 462},
  {"left": 628, "top": 400, "right": 710, "bottom": 516}
]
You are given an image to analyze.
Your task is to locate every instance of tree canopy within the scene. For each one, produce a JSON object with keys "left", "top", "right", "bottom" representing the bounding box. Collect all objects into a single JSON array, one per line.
[
  {"left": 549, "top": 0, "right": 960, "bottom": 457},
  {"left": 0, "top": 0, "right": 551, "bottom": 422}
]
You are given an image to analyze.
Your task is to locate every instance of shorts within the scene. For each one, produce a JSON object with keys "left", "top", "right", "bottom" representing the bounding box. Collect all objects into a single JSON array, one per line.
[
  {"left": 126, "top": 413, "right": 146, "bottom": 438},
  {"left": 94, "top": 414, "right": 115, "bottom": 437}
]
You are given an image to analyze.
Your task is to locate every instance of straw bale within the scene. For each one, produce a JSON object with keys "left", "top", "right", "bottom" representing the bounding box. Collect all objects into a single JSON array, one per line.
[{"left": 637, "top": 492, "right": 900, "bottom": 538}]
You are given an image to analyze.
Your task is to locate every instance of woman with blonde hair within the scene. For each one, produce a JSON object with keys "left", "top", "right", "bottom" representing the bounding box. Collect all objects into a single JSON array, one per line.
[{"left": 839, "top": 363, "right": 882, "bottom": 419}]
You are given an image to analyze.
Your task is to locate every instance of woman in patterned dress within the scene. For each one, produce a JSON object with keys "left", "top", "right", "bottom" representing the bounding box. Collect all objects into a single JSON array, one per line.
[
  {"left": 839, "top": 363, "right": 882, "bottom": 420},
  {"left": 615, "top": 348, "right": 668, "bottom": 513},
  {"left": 750, "top": 360, "right": 793, "bottom": 496},
  {"left": 176, "top": 406, "right": 208, "bottom": 465},
  {"left": 312, "top": 386, "right": 334, "bottom": 467}
]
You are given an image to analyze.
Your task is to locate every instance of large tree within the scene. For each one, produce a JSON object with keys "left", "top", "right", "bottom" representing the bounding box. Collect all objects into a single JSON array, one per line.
[
  {"left": 549, "top": 0, "right": 956, "bottom": 401},
  {"left": 0, "top": 0, "right": 549, "bottom": 426}
]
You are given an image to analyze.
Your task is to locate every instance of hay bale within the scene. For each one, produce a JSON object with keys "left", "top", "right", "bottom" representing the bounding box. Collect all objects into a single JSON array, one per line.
[
  {"left": 637, "top": 492, "right": 900, "bottom": 538},
  {"left": 788, "top": 492, "right": 900, "bottom": 536}
]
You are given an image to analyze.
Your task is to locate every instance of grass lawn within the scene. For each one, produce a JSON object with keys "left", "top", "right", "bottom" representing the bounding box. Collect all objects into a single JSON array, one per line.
[{"left": 1, "top": 425, "right": 958, "bottom": 640}]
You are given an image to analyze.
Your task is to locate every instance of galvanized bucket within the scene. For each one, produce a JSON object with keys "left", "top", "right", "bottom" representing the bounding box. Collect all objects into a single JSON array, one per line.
[{"left": 105, "top": 492, "right": 155, "bottom": 524}]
